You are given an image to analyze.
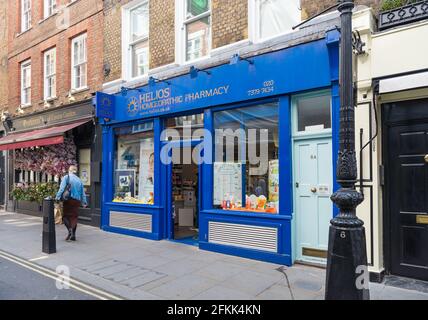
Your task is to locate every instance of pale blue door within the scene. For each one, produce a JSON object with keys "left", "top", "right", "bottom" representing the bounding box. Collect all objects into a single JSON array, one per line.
[{"left": 294, "top": 137, "right": 333, "bottom": 263}]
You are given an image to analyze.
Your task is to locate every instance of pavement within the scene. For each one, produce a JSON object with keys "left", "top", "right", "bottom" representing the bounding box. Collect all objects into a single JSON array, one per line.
[{"left": 0, "top": 211, "right": 427, "bottom": 300}]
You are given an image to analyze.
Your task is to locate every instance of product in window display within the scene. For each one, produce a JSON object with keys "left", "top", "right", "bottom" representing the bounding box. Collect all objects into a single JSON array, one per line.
[
  {"left": 138, "top": 138, "right": 155, "bottom": 202},
  {"left": 114, "top": 169, "right": 136, "bottom": 200},
  {"left": 268, "top": 159, "right": 279, "bottom": 202},
  {"left": 213, "top": 162, "right": 243, "bottom": 206}
]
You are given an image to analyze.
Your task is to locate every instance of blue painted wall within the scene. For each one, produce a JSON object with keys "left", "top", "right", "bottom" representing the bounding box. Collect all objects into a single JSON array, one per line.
[{"left": 95, "top": 31, "right": 340, "bottom": 266}]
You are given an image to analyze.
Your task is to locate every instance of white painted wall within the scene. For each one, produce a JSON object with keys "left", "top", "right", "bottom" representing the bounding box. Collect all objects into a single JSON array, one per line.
[{"left": 353, "top": 8, "right": 428, "bottom": 276}]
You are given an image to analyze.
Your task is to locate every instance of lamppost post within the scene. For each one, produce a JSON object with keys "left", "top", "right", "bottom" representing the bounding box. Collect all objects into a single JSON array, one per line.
[{"left": 325, "top": 0, "right": 370, "bottom": 300}]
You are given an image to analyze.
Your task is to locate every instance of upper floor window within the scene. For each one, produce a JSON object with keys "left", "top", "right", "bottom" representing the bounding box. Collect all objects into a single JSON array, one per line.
[
  {"left": 71, "top": 33, "right": 87, "bottom": 90},
  {"left": 252, "top": 0, "right": 301, "bottom": 41},
  {"left": 184, "top": 0, "right": 211, "bottom": 61},
  {"left": 129, "top": 2, "right": 149, "bottom": 78},
  {"left": 21, "top": 0, "right": 32, "bottom": 32},
  {"left": 176, "top": 0, "right": 211, "bottom": 63},
  {"left": 44, "top": 0, "right": 57, "bottom": 19},
  {"left": 21, "top": 60, "right": 31, "bottom": 106},
  {"left": 44, "top": 48, "right": 56, "bottom": 100}
]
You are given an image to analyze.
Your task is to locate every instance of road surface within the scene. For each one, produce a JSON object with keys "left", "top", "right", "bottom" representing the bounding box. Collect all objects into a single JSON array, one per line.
[{"left": 0, "top": 256, "right": 97, "bottom": 300}]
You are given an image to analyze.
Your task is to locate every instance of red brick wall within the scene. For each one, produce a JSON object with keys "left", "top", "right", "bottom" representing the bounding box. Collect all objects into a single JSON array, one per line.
[
  {"left": 7, "top": 0, "right": 104, "bottom": 116},
  {"left": 0, "top": 0, "right": 8, "bottom": 112}
]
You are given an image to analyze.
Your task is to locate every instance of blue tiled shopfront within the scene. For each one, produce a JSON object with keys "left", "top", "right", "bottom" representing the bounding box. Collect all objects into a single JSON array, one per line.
[{"left": 94, "top": 29, "right": 340, "bottom": 265}]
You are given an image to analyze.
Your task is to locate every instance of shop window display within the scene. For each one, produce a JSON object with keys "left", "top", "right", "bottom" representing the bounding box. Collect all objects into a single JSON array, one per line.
[
  {"left": 213, "top": 103, "right": 279, "bottom": 214},
  {"left": 113, "top": 123, "right": 155, "bottom": 205}
]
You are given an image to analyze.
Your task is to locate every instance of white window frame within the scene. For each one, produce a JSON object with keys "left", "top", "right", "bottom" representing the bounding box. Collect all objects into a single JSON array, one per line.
[
  {"left": 43, "top": 0, "right": 57, "bottom": 19},
  {"left": 44, "top": 48, "right": 56, "bottom": 100},
  {"left": 175, "top": 0, "right": 212, "bottom": 64},
  {"left": 122, "top": 0, "right": 150, "bottom": 81},
  {"left": 249, "top": 0, "right": 301, "bottom": 43},
  {"left": 71, "top": 33, "right": 88, "bottom": 91},
  {"left": 21, "top": 60, "right": 31, "bottom": 107},
  {"left": 21, "top": 0, "right": 32, "bottom": 32}
]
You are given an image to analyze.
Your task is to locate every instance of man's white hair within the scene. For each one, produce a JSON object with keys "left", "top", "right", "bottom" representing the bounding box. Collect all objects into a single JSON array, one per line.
[{"left": 69, "top": 165, "right": 78, "bottom": 174}]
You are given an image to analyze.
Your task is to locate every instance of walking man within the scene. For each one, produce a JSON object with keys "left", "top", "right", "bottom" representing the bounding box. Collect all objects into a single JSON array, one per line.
[{"left": 56, "top": 165, "right": 88, "bottom": 242}]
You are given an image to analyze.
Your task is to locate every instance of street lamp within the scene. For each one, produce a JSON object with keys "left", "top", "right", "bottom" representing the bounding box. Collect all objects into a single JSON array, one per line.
[{"left": 325, "top": 0, "right": 370, "bottom": 300}]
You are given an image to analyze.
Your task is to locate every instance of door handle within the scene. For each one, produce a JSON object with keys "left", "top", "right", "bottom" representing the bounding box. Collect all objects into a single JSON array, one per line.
[
  {"left": 424, "top": 154, "right": 428, "bottom": 163},
  {"left": 311, "top": 187, "right": 317, "bottom": 193}
]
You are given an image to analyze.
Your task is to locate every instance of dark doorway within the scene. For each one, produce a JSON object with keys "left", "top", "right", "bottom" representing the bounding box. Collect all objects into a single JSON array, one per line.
[
  {"left": 172, "top": 159, "right": 199, "bottom": 243},
  {"left": 0, "top": 152, "right": 5, "bottom": 206},
  {"left": 384, "top": 99, "right": 428, "bottom": 281}
]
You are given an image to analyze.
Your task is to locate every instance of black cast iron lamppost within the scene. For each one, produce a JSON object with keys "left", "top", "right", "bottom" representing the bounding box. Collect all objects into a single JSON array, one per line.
[{"left": 325, "top": 0, "right": 370, "bottom": 300}]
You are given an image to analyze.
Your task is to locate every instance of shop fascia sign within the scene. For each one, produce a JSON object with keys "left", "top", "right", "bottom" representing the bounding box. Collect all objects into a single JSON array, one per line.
[
  {"left": 95, "top": 38, "right": 334, "bottom": 122},
  {"left": 13, "top": 103, "right": 94, "bottom": 132}
]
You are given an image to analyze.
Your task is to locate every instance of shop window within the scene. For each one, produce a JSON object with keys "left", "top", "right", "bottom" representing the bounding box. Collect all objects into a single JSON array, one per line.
[
  {"left": 251, "top": 0, "right": 301, "bottom": 41},
  {"left": 296, "top": 94, "right": 331, "bottom": 133},
  {"left": 213, "top": 103, "right": 279, "bottom": 214},
  {"left": 21, "top": 60, "right": 31, "bottom": 106},
  {"left": 113, "top": 123, "right": 155, "bottom": 205},
  {"left": 123, "top": 1, "right": 149, "bottom": 79},
  {"left": 78, "top": 148, "right": 91, "bottom": 186},
  {"left": 44, "top": 48, "right": 56, "bottom": 100},
  {"left": 71, "top": 33, "right": 87, "bottom": 90},
  {"left": 177, "top": 0, "right": 211, "bottom": 62},
  {"left": 164, "top": 113, "right": 204, "bottom": 140}
]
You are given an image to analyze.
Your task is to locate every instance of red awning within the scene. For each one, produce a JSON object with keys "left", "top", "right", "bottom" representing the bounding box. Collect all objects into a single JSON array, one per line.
[{"left": 0, "top": 119, "right": 92, "bottom": 151}]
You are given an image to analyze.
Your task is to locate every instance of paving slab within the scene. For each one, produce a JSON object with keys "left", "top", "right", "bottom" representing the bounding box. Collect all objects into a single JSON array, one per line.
[
  {"left": 148, "top": 274, "right": 217, "bottom": 300},
  {"left": 1, "top": 212, "right": 428, "bottom": 300},
  {"left": 220, "top": 269, "right": 282, "bottom": 297}
]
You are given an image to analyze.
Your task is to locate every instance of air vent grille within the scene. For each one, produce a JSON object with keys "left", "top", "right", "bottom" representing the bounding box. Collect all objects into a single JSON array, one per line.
[
  {"left": 110, "top": 211, "right": 152, "bottom": 233},
  {"left": 208, "top": 221, "right": 278, "bottom": 253}
]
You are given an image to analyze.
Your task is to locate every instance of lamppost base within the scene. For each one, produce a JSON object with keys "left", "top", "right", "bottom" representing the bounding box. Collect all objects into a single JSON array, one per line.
[{"left": 325, "top": 224, "right": 370, "bottom": 300}]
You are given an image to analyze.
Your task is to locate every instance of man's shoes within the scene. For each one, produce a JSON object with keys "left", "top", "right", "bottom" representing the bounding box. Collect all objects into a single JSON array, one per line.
[
  {"left": 65, "top": 229, "right": 72, "bottom": 242},
  {"left": 70, "top": 227, "right": 76, "bottom": 241}
]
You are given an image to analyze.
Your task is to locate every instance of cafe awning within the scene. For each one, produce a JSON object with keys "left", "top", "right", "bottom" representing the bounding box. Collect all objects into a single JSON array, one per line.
[{"left": 0, "top": 119, "right": 91, "bottom": 151}]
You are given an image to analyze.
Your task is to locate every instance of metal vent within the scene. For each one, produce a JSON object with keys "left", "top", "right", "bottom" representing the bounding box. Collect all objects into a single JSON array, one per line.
[
  {"left": 208, "top": 221, "right": 278, "bottom": 253},
  {"left": 110, "top": 211, "right": 152, "bottom": 233}
]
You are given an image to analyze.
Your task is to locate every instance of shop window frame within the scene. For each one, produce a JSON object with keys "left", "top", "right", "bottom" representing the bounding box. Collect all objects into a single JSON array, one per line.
[
  {"left": 291, "top": 89, "right": 332, "bottom": 139},
  {"left": 109, "top": 119, "right": 159, "bottom": 208},
  {"left": 204, "top": 96, "right": 292, "bottom": 218}
]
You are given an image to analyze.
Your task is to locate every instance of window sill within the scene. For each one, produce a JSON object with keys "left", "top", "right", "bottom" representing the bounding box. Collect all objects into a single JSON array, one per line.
[
  {"left": 38, "top": 97, "right": 58, "bottom": 105},
  {"left": 16, "top": 27, "right": 33, "bottom": 38},
  {"left": 66, "top": 0, "right": 80, "bottom": 8},
  {"left": 70, "top": 87, "right": 89, "bottom": 95},
  {"left": 20, "top": 104, "right": 32, "bottom": 109},
  {"left": 38, "top": 12, "right": 58, "bottom": 25},
  {"left": 123, "top": 74, "right": 149, "bottom": 88},
  {"left": 106, "top": 202, "right": 161, "bottom": 210},
  {"left": 201, "top": 209, "right": 291, "bottom": 220}
]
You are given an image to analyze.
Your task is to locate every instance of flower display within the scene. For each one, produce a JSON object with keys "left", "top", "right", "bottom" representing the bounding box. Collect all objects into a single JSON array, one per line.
[
  {"left": 11, "top": 182, "right": 59, "bottom": 204},
  {"left": 14, "top": 135, "right": 78, "bottom": 176}
]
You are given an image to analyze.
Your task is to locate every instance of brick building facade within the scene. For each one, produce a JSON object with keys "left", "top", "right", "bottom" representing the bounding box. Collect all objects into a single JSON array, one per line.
[
  {"left": 0, "top": 1, "right": 8, "bottom": 113},
  {"left": 0, "top": 0, "right": 105, "bottom": 225},
  {"left": 6, "top": 0, "right": 104, "bottom": 116},
  {"left": 102, "top": 0, "right": 379, "bottom": 92}
]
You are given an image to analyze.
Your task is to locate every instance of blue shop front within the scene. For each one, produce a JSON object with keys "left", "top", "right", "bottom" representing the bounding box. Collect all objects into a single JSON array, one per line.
[{"left": 95, "top": 30, "right": 340, "bottom": 266}]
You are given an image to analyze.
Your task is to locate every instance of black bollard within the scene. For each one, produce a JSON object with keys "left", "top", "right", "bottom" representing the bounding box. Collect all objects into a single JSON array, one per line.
[{"left": 42, "top": 197, "right": 56, "bottom": 254}]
